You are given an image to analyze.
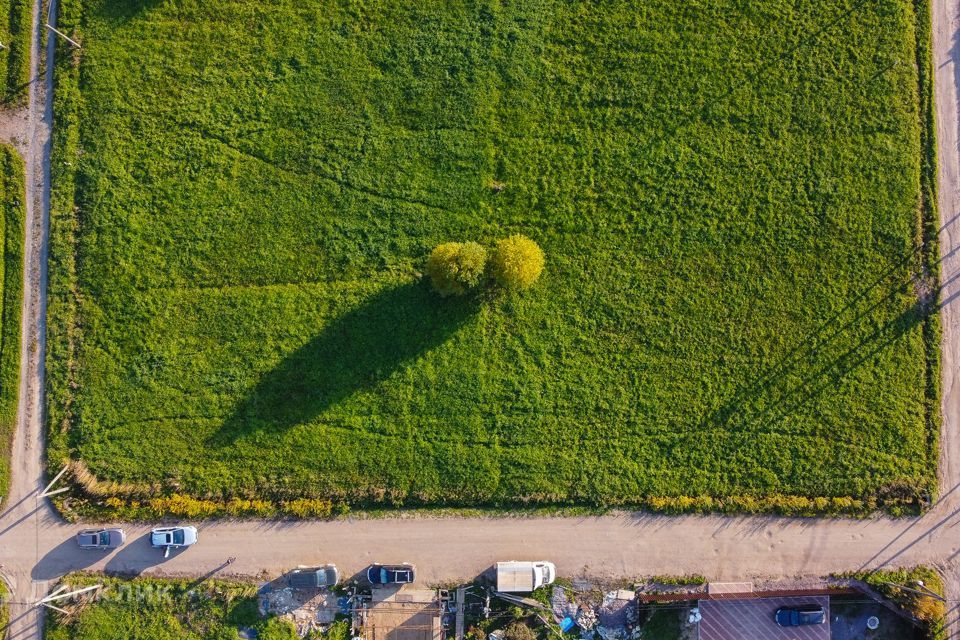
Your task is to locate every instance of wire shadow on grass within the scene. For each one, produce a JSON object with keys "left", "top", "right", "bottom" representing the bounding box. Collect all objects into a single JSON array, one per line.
[
  {"left": 211, "top": 281, "right": 478, "bottom": 445},
  {"left": 92, "top": 0, "right": 164, "bottom": 22}
]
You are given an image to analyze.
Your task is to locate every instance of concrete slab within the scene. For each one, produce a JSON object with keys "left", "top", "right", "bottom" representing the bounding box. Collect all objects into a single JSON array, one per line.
[{"left": 699, "top": 596, "right": 829, "bottom": 640}]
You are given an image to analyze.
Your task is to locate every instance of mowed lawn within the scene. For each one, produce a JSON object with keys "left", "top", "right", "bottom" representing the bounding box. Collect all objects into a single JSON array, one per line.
[{"left": 47, "top": 0, "right": 938, "bottom": 508}]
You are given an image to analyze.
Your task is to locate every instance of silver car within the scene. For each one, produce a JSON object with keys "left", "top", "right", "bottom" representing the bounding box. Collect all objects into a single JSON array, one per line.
[
  {"left": 150, "top": 526, "right": 198, "bottom": 557},
  {"left": 76, "top": 528, "right": 125, "bottom": 550}
]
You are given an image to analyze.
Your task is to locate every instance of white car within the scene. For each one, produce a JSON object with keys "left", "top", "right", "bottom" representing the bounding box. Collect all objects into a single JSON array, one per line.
[{"left": 150, "top": 526, "right": 198, "bottom": 557}]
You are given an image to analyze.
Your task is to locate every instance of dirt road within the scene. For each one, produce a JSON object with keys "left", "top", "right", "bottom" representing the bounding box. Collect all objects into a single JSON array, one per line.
[{"left": 4, "top": 0, "right": 960, "bottom": 639}]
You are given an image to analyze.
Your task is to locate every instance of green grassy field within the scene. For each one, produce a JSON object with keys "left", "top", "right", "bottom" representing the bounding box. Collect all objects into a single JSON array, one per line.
[
  {"left": 45, "top": 577, "right": 297, "bottom": 640},
  {"left": 0, "top": 145, "right": 25, "bottom": 505},
  {"left": 46, "top": 0, "right": 940, "bottom": 513},
  {"left": 639, "top": 607, "right": 683, "bottom": 640},
  {"left": 0, "top": 0, "right": 31, "bottom": 101}
]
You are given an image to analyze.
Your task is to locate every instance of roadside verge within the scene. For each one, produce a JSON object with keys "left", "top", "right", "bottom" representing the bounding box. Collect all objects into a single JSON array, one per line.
[{"left": 0, "top": 143, "right": 25, "bottom": 505}]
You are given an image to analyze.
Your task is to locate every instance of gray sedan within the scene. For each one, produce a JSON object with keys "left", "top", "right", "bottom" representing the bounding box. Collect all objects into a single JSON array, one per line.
[{"left": 76, "top": 528, "right": 126, "bottom": 550}]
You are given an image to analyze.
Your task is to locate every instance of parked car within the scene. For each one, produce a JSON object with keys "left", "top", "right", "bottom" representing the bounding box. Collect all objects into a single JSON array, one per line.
[
  {"left": 367, "top": 563, "right": 415, "bottom": 585},
  {"left": 288, "top": 565, "right": 340, "bottom": 589},
  {"left": 775, "top": 605, "right": 826, "bottom": 627},
  {"left": 150, "top": 526, "right": 198, "bottom": 557},
  {"left": 76, "top": 528, "right": 125, "bottom": 550},
  {"left": 495, "top": 561, "right": 556, "bottom": 593}
]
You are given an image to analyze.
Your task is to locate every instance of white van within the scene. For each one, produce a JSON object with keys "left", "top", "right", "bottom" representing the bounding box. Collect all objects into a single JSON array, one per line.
[{"left": 495, "top": 561, "right": 557, "bottom": 592}]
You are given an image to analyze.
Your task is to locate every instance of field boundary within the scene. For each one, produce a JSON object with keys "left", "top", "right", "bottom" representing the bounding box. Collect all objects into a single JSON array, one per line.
[
  {"left": 41, "top": 0, "right": 77, "bottom": 484},
  {"left": 912, "top": 0, "right": 944, "bottom": 504},
  {"left": 41, "top": 0, "right": 944, "bottom": 520}
]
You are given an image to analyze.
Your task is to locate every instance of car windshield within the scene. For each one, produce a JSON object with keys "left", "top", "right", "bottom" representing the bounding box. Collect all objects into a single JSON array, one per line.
[
  {"left": 99, "top": 532, "right": 110, "bottom": 545},
  {"left": 381, "top": 568, "right": 389, "bottom": 582},
  {"left": 172, "top": 530, "right": 184, "bottom": 545},
  {"left": 799, "top": 610, "right": 821, "bottom": 623}
]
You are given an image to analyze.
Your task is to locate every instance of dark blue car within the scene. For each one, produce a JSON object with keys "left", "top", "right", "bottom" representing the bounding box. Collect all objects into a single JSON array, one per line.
[
  {"left": 775, "top": 605, "right": 826, "bottom": 627},
  {"left": 367, "top": 563, "right": 416, "bottom": 585}
]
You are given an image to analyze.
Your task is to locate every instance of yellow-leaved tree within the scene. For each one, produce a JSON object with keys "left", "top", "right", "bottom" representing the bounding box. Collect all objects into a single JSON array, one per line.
[
  {"left": 426, "top": 241, "right": 488, "bottom": 296},
  {"left": 490, "top": 234, "right": 545, "bottom": 290}
]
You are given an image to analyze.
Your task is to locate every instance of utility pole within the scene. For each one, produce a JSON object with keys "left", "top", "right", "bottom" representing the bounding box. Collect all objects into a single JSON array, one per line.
[
  {"left": 39, "top": 466, "right": 70, "bottom": 498},
  {"left": 35, "top": 583, "right": 103, "bottom": 614},
  {"left": 45, "top": 24, "right": 80, "bottom": 49}
]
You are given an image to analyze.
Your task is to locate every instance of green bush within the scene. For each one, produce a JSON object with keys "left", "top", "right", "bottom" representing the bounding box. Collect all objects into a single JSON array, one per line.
[
  {"left": 490, "top": 235, "right": 544, "bottom": 290},
  {"left": 503, "top": 622, "right": 537, "bottom": 640},
  {"left": 321, "top": 619, "right": 351, "bottom": 640},
  {"left": 256, "top": 617, "right": 299, "bottom": 640},
  {"left": 426, "top": 241, "right": 488, "bottom": 296}
]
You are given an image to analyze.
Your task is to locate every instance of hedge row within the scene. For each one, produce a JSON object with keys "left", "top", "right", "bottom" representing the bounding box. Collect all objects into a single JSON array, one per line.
[
  {"left": 0, "top": 144, "right": 24, "bottom": 505},
  {"left": 78, "top": 494, "right": 352, "bottom": 520},
  {"left": 55, "top": 489, "right": 928, "bottom": 522}
]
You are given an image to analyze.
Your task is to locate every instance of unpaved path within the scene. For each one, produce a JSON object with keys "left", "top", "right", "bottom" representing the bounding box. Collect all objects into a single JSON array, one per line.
[
  {"left": 2, "top": 0, "right": 58, "bottom": 633},
  {"left": 5, "top": 1, "right": 960, "bottom": 639},
  {"left": 932, "top": 0, "right": 960, "bottom": 626}
]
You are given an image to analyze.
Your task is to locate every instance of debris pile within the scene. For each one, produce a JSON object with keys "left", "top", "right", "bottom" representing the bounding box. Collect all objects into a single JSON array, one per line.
[
  {"left": 551, "top": 586, "right": 578, "bottom": 621},
  {"left": 549, "top": 587, "right": 637, "bottom": 640},
  {"left": 260, "top": 583, "right": 341, "bottom": 637},
  {"left": 575, "top": 607, "right": 597, "bottom": 630},
  {"left": 597, "top": 591, "right": 635, "bottom": 628}
]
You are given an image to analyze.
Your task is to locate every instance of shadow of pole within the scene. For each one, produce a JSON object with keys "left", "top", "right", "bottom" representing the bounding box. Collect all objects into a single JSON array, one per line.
[
  {"left": 858, "top": 501, "right": 960, "bottom": 572},
  {"left": 0, "top": 608, "right": 39, "bottom": 640}
]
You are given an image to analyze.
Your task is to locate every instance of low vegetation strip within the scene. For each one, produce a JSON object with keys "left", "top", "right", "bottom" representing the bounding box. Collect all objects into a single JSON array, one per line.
[
  {"left": 47, "top": 0, "right": 939, "bottom": 514},
  {"left": 45, "top": 576, "right": 297, "bottom": 640},
  {"left": 838, "top": 567, "right": 946, "bottom": 639},
  {"left": 0, "top": 0, "right": 31, "bottom": 101},
  {"left": 0, "top": 577, "right": 8, "bottom": 631},
  {"left": 0, "top": 144, "right": 24, "bottom": 505}
]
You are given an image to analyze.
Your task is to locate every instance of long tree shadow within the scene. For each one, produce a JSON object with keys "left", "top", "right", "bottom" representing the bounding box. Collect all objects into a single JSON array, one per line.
[{"left": 212, "top": 281, "right": 478, "bottom": 445}]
